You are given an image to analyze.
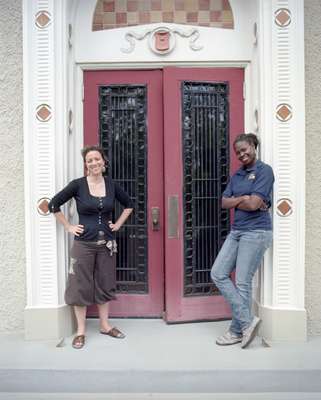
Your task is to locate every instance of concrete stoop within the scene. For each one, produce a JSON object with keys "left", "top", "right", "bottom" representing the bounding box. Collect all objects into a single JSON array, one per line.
[
  {"left": 0, "top": 393, "right": 321, "bottom": 400},
  {"left": 1, "top": 319, "right": 321, "bottom": 399},
  {"left": 1, "top": 369, "right": 321, "bottom": 398}
]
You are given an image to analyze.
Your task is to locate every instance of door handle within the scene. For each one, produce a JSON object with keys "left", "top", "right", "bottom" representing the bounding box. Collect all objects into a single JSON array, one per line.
[{"left": 151, "top": 207, "right": 160, "bottom": 231}]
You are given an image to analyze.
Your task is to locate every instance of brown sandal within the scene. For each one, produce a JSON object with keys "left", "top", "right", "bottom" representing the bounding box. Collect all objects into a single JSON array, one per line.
[
  {"left": 72, "top": 334, "right": 85, "bottom": 349},
  {"left": 100, "top": 327, "right": 125, "bottom": 339}
]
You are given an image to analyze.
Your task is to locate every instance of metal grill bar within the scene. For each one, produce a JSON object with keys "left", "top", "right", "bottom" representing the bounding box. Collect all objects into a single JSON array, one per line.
[
  {"left": 182, "top": 82, "right": 230, "bottom": 296},
  {"left": 99, "top": 85, "right": 148, "bottom": 294}
]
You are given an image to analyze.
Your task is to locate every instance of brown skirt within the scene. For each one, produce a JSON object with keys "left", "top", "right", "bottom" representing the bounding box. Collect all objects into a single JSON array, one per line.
[{"left": 65, "top": 240, "right": 116, "bottom": 306}]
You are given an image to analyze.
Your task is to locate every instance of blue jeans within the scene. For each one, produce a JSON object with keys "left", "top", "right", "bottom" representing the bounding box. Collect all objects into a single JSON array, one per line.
[{"left": 211, "top": 230, "right": 273, "bottom": 335}]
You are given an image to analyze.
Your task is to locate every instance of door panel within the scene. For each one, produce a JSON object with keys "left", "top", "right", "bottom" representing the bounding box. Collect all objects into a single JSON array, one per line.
[
  {"left": 84, "top": 70, "right": 164, "bottom": 317},
  {"left": 83, "top": 67, "right": 244, "bottom": 321},
  {"left": 163, "top": 67, "right": 244, "bottom": 322}
]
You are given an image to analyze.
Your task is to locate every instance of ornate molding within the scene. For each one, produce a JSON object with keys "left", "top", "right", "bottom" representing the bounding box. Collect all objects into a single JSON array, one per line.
[
  {"left": 276, "top": 103, "right": 292, "bottom": 122},
  {"left": 37, "top": 198, "right": 51, "bottom": 216},
  {"left": 36, "top": 104, "right": 52, "bottom": 122},
  {"left": 35, "top": 10, "right": 51, "bottom": 29},
  {"left": 121, "top": 26, "right": 203, "bottom": 55},
  {"left": 276, "top": 198, "right": 293, "bottom": 217},
  {"left": 274, "top": 8, "right": 291, "bottom": 27}
]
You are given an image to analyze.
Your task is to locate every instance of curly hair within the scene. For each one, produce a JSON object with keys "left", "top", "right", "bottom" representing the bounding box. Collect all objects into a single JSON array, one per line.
[{"left": 81, "top": 145, "right": 108, "bottom": 164}]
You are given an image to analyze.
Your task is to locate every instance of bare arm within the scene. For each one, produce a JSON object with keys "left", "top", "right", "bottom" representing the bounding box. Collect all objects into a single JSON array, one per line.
[
  {"left": 236, "top": 195, "right": 264, "bottom": 211},
  {"left": 222, "top": 195, "right": 250, "bottom": 209},
  {"left": 54, "top": 211, "right": 84, "bottom": 236},
  {"left": 108, "top": 208, "right": 133, "bottom": 232}
]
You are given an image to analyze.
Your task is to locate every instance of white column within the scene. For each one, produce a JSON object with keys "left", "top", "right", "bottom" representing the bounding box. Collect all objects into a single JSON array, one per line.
[
  {"left": 23, "top": 0, "right": 74, "bottom": 339},
  {"left": 257, "top": 0, "right": 306, "bottom": 341}
]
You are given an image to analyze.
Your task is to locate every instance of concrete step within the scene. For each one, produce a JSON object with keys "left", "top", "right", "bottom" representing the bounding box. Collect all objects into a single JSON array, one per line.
[
  {"left": 1, "top": 319, "right": 321, "bottom": 398},
  {"left": 1, "top": 369, "right": 321, "bottom": 395},
  {"left": 1, "top": 393, "right": 321, "bottom": 400}
]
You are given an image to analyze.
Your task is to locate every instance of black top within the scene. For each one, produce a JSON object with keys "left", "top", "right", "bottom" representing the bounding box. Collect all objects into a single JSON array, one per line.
[{"left": 48, "top": 176, "right": 133, "bottom": 241}]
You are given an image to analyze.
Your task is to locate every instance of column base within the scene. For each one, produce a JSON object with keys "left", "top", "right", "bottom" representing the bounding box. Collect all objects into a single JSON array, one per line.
[
  {"left": 255, "top": 302, "right": 307, "bottom": 342},
  {"left": 24, "top": 305, "right": 76, "bottom": 340}
]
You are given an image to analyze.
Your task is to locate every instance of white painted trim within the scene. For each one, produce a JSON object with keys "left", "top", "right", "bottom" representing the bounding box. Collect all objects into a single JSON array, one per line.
[
  {"left": 23, "top": 0, "right": 306, "bottom": 341},
  {"left": 23, "top": 0, "right": 70, "bottom": 310},
  {"left": 256, "top": 0, "right": 306, "bottom": 337},
  {"left": 258, "top": 303, "right": 307, "bottom": 342}
]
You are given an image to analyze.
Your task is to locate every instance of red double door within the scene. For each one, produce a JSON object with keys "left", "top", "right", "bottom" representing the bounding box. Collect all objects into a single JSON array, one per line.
[{"left": 84, "top": 67, "right": 244, "bottom": 322}]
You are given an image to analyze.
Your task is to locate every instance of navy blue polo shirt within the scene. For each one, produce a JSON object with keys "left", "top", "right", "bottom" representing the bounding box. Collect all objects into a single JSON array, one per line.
[{"left": 223, "top": 160, "right": 274, "bottom": 231}]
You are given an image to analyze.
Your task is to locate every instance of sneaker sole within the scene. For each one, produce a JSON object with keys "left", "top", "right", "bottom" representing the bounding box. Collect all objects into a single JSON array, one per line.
[
  {"left": 216, "top": 338, "right": 242, "bottom": 346},
  {"left": 241, "top": 320, "right": 261, "bottom": 349}
]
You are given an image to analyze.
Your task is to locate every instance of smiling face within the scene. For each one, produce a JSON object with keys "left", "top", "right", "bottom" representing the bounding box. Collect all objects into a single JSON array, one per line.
[
  {"left": 85, "top": 150, "right": 105, "bottom": 176},
  {"left": 233, "top": 140, "right": 257, "bottom": 167}
]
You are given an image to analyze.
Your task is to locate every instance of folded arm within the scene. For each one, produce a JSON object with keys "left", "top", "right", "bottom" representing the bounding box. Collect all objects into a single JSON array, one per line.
[{"left": 222, "top": 195, "right": 264, "bottom": 211}]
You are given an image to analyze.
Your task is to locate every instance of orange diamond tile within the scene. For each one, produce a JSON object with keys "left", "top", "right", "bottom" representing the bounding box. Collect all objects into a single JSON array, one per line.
[
  {"left": 37, "top": 105, "right": 51, "bottom": 121},
  {"left": 277, "top": 105, "right": 292, "bottom": 121},
  {"left": 36, "top": 12, "right": 50, "bottom": 27},
  {"left": 275, "top": 9, "right": 291, "bottom": 27},
  {"left": 277, "top": 200, "right": 291, "bottom": 216}
]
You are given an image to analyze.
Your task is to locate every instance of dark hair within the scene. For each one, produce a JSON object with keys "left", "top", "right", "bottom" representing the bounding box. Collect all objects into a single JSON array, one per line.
[
  {"left": 81, "top": 145, "right": 108, "bottom": 164},
  {"left": 233, "top": 133, "right": 260, "bottom": 150}
]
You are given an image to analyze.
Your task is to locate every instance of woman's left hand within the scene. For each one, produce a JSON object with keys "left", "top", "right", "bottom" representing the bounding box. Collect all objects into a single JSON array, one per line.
[{"left": 108, "top": 221, "right": 121, "bottom": 232}]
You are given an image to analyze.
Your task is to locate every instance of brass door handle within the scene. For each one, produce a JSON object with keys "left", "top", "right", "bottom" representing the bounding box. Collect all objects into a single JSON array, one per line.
[{"left": 151, "top": 207, "right": 160, "bottom": 231}]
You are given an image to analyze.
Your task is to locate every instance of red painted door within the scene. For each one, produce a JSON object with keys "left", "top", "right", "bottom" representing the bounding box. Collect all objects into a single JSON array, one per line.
[
  {"left": 163, "top": 67, "right": 244, "bottom": 322},
  {"left": 84, "top": 70, "right": 164, "bottom": 317},
  {"left": 83, "top": 67, "right": 244, "bottom": 321}
]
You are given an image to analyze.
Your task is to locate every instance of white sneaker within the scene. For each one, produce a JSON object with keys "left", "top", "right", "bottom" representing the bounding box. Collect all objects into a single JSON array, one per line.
[
  {"left": 216, "top": 331, "right": 242, "bottom": 346},
  {"left": 241, "top": 316, "right": 261, "bottom": 349}
]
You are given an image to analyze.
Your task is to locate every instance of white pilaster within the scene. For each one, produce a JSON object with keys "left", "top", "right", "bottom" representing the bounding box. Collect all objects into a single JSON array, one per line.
[
  {"left": 23, "top": 0, "right": 74, "bottom": 339},
  {"left": 257, "top": 0, "right": 306, "bottom": 341}
]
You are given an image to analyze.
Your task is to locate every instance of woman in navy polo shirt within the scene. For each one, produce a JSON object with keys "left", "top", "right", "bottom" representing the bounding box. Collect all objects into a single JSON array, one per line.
[
  {"left": 211, "top": 133, "right": 274, "bottom": 348},
  {"left": 48, "top": 146, "right": 133, "bottom": 349}
]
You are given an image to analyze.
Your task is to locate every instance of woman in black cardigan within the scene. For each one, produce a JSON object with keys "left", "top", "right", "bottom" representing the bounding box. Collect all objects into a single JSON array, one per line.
[{"left": 48, "top": 146, "right": 133, "bottom": 349}]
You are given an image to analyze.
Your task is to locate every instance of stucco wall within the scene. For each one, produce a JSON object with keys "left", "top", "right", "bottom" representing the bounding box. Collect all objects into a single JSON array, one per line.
[
  {"left": 0, "top": 0, "right": 25, "bottom": 332},
  {"left": 305, "top": 0, "right": 321, "bottom": 336}
]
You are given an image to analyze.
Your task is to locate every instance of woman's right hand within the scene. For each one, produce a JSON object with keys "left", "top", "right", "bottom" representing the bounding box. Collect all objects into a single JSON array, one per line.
[
  {"left": 242, "top": 195, "right": 251, "bottom": 202},
  {"left": 67, "top": 224, "right": 84, "bottom": 236}
]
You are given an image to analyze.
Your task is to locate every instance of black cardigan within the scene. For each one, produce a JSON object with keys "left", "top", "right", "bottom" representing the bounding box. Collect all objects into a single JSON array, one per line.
[{"left": 48, "top": 176, "right": 133, "bottom": 241}]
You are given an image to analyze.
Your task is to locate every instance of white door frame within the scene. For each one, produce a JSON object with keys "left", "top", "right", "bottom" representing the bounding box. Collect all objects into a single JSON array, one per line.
[{"left": 23, "top": 0, "right": 306, "bottom": 341}]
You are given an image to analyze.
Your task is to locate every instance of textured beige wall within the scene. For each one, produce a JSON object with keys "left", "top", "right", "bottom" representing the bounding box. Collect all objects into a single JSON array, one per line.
[
  {"left": 305, "top": 0, "right": 321, "bottom": 336},
  {"left": 0, "top": 0, "right": 25, "bottom": 332}
]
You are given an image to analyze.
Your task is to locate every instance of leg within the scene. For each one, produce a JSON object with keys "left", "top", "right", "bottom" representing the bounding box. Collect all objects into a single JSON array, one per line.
[
  {"left": 74, "top": 305, "right": 87, "bottom": 335},
  {"left": 65, "top": 241, "right": 96, "bottom": 349},
  {"left": 72, "top": 305, "right": 87, "bottom": 349},
  {"left": 235, "top": 230, "right": 273, "bottom": 332},
  {"left": 211, "top": 231, "right": 243, "bottom": 335},
  {"left": 95, "top": 247, "right": 125, "bottom": 339},
  {"left": 97, "top": 302, "right": 112, "bottom": 332},
  {"left": 65, "top": 241, "right": 96, "bottom": 306}
]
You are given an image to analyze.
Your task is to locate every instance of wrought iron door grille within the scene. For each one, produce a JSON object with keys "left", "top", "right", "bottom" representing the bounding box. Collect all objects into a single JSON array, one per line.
[
  {"left": 182, "top": 81, "right": 230, "bottom": 296},
  {"left": 99, "top": 85, "right": 148, "bottom": 294}
]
